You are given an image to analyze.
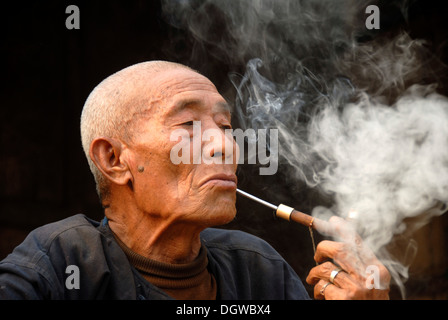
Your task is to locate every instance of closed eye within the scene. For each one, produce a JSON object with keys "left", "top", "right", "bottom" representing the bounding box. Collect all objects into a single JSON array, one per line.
[{"left": 221, "top": 124, "right": 232, "bottom": 130}]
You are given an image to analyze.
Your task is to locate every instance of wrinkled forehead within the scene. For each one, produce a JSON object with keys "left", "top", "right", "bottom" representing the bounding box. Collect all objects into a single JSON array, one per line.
[
  {"left": 124, "top": 68, "right": 230, "bottom": 133},
  {"left": 148, "top": 68, "right": 230, "bottom": 117},
  {"left": 154, "top": 69, "right": 219, "bottom": 99}
]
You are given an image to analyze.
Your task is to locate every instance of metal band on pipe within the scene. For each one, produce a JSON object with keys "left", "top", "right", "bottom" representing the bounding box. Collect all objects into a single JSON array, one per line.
[{"left": 276, "top": 204, "right": 294, "bottom": 221}]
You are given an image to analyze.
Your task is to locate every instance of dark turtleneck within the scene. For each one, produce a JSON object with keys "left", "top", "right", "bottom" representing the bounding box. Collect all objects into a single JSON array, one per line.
[{"left": 112, "top": 233, "right": 217, "bottom": 300}]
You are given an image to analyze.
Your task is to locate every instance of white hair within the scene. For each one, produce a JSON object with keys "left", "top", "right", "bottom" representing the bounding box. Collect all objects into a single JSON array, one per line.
[{"left": 80, "top": 60, "right": 194, "bottom": 201}]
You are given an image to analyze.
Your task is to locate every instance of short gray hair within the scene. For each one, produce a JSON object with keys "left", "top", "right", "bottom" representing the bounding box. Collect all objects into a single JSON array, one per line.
[{"left": 80, "top": 60, "right": 194, "bottom": 201}]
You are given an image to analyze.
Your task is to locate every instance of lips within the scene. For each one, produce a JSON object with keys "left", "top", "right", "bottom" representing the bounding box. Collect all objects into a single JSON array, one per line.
[{"left": 200, "top": 173, "right": 238, "bottom": 189}]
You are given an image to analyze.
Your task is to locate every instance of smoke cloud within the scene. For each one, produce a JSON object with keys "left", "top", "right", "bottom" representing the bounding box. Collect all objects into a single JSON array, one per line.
[{"left": 162, "top": 0, "right": 448, "bottom": 298}]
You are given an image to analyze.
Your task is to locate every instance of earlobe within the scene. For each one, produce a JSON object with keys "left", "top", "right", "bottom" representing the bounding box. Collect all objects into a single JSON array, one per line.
[{"left": 90, "top": 137, "right": 133, "bottom": 186}]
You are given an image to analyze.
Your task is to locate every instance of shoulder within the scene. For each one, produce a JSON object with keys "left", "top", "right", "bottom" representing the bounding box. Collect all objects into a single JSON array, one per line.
[
  {"left": 201, "top": 228, "right": 310, "bottom": 299},
  {"left": 3, "top": 214, "right": 100, "bottom": 261},
  {"left": 0, "top": 214, "right": 106, "bottom": 272},
  {"left": 9, "top": 214, "right": 102, "bottom": 261},
  {"left": 30, "top": 213, "right": 100, "bottom": 244},
  {"left": 0, "top": 214, "right": 105, "bottom": 299}
]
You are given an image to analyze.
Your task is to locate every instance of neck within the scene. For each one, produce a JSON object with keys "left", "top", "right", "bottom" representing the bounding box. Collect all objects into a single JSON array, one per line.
[{"left": 105, "top": 205, "right": 204, "bottom": 264}]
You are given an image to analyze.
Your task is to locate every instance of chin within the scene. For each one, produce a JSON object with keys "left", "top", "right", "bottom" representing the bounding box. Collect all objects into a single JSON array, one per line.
[
  {"left": 179, "top": 188, "right": 237, "bottom": 227},
  {"left": 215, "top": 207, "right": 237, "bottom": 226},
  {"left": 202, "top": 196, "right": 237, "bottom": 227}
]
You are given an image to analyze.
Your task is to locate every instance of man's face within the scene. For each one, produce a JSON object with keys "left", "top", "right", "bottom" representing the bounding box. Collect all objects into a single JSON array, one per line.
[{"left": 124, "top": 68, "right": 239, "bottom": 227}]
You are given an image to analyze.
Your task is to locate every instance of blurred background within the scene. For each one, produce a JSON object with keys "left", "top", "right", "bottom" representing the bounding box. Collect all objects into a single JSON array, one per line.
[{"left": 1, "top": 0, "right": 447, "bottom": 299}]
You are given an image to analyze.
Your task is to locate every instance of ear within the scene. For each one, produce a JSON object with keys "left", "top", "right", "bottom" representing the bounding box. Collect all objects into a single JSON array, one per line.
[{"left": 89, "top": 137, "right": 133, "bottom": 186}]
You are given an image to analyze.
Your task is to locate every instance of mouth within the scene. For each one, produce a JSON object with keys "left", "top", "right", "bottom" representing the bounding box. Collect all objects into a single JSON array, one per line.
[{"left": 200, "top": 173, "right": 238, "bottom": 190}]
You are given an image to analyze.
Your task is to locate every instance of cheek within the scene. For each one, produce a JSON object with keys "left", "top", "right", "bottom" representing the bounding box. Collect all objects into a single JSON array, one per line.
[
  {"left": 131, "top": 169, "right": 179, "bottom": 215},
  {"left": 132, "top": 153, "right": 195, "bottom": 204}
]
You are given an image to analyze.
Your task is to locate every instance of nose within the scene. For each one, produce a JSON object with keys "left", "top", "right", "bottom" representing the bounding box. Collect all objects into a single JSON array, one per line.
[{"left": 202, "top": 125, "right": 239, "bottom": 165}]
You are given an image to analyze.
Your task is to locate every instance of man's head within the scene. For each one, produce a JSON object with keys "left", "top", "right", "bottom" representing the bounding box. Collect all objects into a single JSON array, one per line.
[{"left": 80, "top": 61, "right": 238, "bottom": 227}]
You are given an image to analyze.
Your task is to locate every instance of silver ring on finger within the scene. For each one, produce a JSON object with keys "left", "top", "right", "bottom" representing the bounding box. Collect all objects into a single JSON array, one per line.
[
  {"left": 320, "top": 281, "right": 332, "bottom": 297},
  {"left": 329, "top": 267, "right": 342, "bottom": 284}
]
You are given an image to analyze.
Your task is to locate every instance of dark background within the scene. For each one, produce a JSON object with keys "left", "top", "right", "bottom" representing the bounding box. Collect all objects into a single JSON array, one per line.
[{"left": 1, "top": 0, "right": 447, "bottom": 299}]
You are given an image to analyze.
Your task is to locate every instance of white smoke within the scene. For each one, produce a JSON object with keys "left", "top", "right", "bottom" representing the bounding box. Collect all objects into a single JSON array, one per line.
[
  {"left": 161, "top": 0, "right": 448, "bottom": 298},
  {"left": 308, "top": 86, "right": 448, "bottom": 296}
]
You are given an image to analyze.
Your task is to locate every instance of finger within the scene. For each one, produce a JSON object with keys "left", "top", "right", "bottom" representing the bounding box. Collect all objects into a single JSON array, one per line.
[
  {"left": 313, "top": 280, "right": 327, "bottom": 300},
  {"left": 327, "top": 216, "right": 380, "bottom": 265},
  {"left": 306, "top": 261, "right": 356, "bottom": 288},
  {"left": 314, "top": 240, "right": 366, "bottom": 277},
  {"left": 306, "top": 261, "right": 334, "bottom": 285},
  {"left": 327, "top": 216, "right": 358, "bottom": 240},
  {"left": 314, "top": 240, "right": 391, "bottom": 288},
  {"left": 314, "top": 280, "right": 346, "bottom": 300}
]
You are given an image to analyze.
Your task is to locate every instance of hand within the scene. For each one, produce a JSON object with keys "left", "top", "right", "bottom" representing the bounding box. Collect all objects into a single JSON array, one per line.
[{"left": 306, "top": 216, "right": 391, "bottom": 300}]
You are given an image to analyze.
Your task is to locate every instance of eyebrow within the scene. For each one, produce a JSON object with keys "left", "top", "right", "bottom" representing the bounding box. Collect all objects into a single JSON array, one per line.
[{"left": 166, "top": 99, "right": 231, "bottom": 118}]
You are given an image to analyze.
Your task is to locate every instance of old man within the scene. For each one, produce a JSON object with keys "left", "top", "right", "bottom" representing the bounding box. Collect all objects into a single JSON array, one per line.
[{"left": 0, "top": 61, "right": 390, "bottom": 299}]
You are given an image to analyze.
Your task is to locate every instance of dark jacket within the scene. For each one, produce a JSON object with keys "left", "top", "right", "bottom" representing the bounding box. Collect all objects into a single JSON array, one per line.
[{"left": 0, "top": 214, "right": 310, "bottom": 300}]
